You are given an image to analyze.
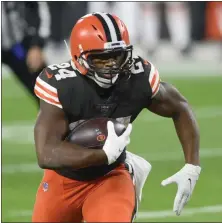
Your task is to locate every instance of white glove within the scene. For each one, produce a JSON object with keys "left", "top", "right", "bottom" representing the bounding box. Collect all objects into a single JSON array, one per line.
[
  {"left": 161, "top": 164, "right": 201, "bottom": 216},
  {"left": 103, "top": 121, "right": 132, "bottom": 165}
]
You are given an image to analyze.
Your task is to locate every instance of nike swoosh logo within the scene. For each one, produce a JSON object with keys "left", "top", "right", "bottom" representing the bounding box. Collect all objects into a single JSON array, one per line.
[
  {"left": 46, "top": 70, "right": 53, "bottom": 79},
  {"left": 188, "top": 178, "right": 192, "bottom": 191}
]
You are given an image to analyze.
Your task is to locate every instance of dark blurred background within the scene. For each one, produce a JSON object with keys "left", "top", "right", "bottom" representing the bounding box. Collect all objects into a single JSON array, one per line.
[
  {"left": 40, "top": 1, "right": 222, "bottom": 71},
  {"left": 2, "top": 1, "right": 222, "bottom": 75},
  {"left": 48, "top": 2, "right": 221, "bottom": 42}
]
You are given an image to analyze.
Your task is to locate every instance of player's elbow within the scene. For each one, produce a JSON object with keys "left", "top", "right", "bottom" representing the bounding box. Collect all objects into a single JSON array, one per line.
[
  {"left": 173, "top": 100, "right": 189, "bottom": 119},
  {"left": 35, "top": 142, "right": 64, "bottom": 169},
  {"left": 37, "top": 156, "right": 50, "bottom": 169},
  {"left": 36, "top": 152, "right": 60, "bottom": 169},
  {"left": 37, "top": 160, "right": 48, "bottom": 169},
  {"left": 173, "top": 101, "right": 198, "bottom": 128},
  {"left": 37, "top": 158, "right": 60, "bottom": 169}
]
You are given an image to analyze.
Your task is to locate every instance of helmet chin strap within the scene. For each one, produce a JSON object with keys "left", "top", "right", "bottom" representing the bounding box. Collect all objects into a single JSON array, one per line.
[{"left": 87, "top": 72, "right": 119, "bottom": 88}]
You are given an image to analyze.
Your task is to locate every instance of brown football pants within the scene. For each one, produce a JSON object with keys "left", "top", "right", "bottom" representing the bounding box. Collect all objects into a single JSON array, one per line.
[{"left": 32, "top": 164, "right": 136, "bottom": 222}]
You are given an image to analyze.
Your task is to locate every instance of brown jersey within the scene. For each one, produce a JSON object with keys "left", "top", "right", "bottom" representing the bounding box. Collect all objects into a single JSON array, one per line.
[{"left": 34, "top": 56, "right": 160, "bottom": 180}]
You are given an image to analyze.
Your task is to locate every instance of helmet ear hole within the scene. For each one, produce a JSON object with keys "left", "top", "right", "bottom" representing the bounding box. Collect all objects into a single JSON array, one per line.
[{"left": 74, "top": 55, "right": 78, "bottom": 60}]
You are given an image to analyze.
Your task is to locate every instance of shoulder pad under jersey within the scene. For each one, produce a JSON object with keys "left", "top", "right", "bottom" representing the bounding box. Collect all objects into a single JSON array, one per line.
[
  {"left": 131, "top": 56, "right": 160, "bottom": 98},
  {"left": 34, "top": 61, "right": 79, "bottom": 109}
]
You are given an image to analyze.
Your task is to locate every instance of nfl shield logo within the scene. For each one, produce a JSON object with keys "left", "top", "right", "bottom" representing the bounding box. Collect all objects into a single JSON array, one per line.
[{"left": 43, "top": 182, "right": 49, "bottom": 192}]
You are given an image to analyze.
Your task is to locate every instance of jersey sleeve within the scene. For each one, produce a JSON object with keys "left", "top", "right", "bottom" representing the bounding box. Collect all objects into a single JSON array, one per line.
[
  {"left": 34, "top": 69, "right": 63, "bottom": 109},
  {"left": 132, "top": 56, "right": 161, "bottom": 98},
  {"left": 147, "top": 61, "right": 160, "bottom": 98}
]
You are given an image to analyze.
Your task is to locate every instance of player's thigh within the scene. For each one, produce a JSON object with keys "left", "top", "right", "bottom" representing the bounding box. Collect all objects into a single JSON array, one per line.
[
  {"left": 82, "top": 168, "right": 136, "bottom": 222},
  {"left": 32, "top": 170, "right": 83, "bottom": 223}
]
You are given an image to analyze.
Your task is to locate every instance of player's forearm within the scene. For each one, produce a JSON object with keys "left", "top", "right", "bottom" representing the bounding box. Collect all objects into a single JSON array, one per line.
[
  {"left": 173, "top": 102, "right": 200, "bottom": 165},
  {"left": 37, "top": 141, "right": 108, "bottom": 170}
]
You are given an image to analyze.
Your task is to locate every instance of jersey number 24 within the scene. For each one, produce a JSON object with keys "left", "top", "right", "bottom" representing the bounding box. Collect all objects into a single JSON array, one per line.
[{"left": 48, "top": 63, "right": 77, "bottom": 81}]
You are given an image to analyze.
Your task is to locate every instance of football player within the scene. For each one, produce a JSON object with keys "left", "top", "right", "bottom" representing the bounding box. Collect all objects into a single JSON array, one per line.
[{"left": 33, "top": 12, "right": 201, "bottom": 222}]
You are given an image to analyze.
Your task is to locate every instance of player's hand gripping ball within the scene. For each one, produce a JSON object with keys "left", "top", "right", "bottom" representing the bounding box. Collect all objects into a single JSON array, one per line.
[
  {"left": 66, "top": 117, "right": 126, "bottom": 148},
  {"left": 66, "top": 117, "right": 132, "bottom": 164}
]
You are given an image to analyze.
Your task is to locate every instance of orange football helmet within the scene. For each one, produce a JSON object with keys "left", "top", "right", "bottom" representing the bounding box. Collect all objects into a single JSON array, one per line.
[{"left": 70, "top": 12, "right": 133, "bottom": 86}]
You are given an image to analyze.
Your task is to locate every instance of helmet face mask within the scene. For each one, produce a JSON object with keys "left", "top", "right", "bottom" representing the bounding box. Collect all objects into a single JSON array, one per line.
[{"left": 78, "top": 45, "right": 133, "bottom": 86}]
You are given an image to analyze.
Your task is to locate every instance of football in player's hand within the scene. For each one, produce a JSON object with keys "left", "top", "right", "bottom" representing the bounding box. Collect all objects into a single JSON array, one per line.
[{"left": 66, "top": 118, "right": 126, "bottom": 149}]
